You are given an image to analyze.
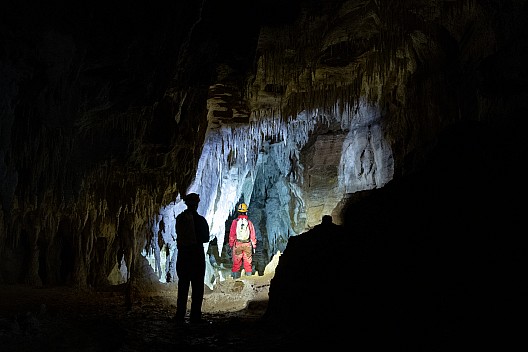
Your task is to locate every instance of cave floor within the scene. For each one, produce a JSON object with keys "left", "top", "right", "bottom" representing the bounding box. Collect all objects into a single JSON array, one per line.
[{"left": 0, "top": 275, "right": 302, "bottom": 351}]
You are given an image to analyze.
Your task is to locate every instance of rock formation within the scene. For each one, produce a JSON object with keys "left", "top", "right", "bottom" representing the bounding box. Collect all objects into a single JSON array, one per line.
[{"left": 0, "top": 1, "right": 526, "bottom": 347}]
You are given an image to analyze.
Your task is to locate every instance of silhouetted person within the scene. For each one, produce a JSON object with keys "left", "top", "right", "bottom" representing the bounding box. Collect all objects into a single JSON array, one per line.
[
  {"left": 312, "top": 215, "right": 345, "bottom": 238},
  {"left": 321, "top": 215, "right": 333, "bottom": 225},
  {"left": 174, "top": 193, "right": 210, "bottom": 325},
  {"left": 228, "top": 202, "right": 257, "bottom": 278}
]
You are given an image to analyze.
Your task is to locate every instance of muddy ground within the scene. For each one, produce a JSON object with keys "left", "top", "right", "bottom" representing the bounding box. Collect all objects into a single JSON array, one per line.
[{"left": 0, "top": 273, "right": 307, "bottom": 351}]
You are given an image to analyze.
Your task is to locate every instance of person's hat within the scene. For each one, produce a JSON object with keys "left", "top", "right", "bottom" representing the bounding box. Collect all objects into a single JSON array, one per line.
[
  {"left": 183, "top": 193, "right": 200, "bottom": 204},
  {"left": 237, "top": 203, "right": 248, "bottom": 212}
]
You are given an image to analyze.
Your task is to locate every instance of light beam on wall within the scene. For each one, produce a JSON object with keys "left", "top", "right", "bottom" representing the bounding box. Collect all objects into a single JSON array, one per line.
[{"left": 143, "top": 100, "right": 393, "bottom": 288}]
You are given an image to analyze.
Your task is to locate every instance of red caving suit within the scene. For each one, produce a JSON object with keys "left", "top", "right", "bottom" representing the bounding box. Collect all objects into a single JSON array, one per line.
[{"left": 229, "top": 214, "right": 257, "bottom": 275}]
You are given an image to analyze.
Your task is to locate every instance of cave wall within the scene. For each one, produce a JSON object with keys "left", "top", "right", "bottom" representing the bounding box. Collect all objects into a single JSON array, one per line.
[
  {"left": 1, "top": 0, "right": 527, "bottom": 292},
  {"left": 0, "top": 1, "right": 234, "bottom": 286}
]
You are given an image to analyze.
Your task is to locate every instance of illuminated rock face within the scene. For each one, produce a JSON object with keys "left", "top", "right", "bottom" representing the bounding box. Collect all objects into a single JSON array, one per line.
[{"left": 0, "top": 0, "right": 526, "bottom": 306}]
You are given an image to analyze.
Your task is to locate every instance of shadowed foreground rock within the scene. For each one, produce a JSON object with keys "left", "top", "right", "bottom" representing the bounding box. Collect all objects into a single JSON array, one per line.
[{"left": 264, "top": 121, "right": 526, "bottom": 350}]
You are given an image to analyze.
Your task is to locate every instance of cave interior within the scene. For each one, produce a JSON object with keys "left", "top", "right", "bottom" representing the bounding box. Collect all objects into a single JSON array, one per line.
[{"left": 1, "top": 0, "right": 527, "bottom": 350}]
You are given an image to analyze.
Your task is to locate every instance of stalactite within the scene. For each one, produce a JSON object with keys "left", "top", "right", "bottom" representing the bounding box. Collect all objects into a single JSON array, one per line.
[{"left": 0, "top": 0, "right": 508, "bottom": 292}]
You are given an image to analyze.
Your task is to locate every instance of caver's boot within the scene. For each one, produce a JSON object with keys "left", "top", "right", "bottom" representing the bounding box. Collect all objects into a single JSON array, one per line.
[
  {"left": 173, "top": 310, "right": 186, "bottom": 326},
  {"left": 231, "top": 271, "right": 240, "bottom": 279},
  {"left": 190, "top": 312, "right": 210, "bottom": 325},
  {"left": 245, "top": 271, "right": 252, "bottom": 276}
]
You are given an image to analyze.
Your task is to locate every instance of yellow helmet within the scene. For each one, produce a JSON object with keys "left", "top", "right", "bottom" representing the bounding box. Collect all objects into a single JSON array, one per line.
[{"left": 237, "top": 203, "right": 248, "bottom": 213}]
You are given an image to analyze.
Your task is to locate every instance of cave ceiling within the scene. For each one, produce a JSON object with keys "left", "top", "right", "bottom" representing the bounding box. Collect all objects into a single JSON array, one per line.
[{"left": 1, "top": 0, "right": 526, "bottom": 287}]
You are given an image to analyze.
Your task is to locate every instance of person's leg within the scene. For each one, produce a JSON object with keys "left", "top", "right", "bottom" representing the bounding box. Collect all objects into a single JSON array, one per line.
[
  {"left": 175, "top": 250, "right": 190, "bottom": 322},
  {"left": 175, "top": 278, "right": 190, "bottom": 322},
  {"left": 231, "top": 244, "right": 243, "bottom": 277},
  {"left": 242, "top": 244, "right": 253, "bottom": 275},
  {"left": 189, "top": 276, "right": 205, "bottom": 322},
  {"left": 190, "top": 252, "right": 206, "bottom": 323}
]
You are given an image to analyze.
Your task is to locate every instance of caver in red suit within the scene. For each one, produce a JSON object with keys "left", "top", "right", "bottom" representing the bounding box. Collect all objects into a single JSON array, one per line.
[{"left": 229, "top": 203, "right": 257, "bottom": 278}]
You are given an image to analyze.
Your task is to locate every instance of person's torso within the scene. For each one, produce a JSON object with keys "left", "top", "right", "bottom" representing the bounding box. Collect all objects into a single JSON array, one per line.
[
  {"left": 177, "top": 210, "right": 208, "bottom": 247},
  {"left": 235, "top": 216, "right": 251, "bottom": 242}
]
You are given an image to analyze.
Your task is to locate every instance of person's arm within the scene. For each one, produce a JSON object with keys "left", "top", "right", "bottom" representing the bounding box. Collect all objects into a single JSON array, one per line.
[
  {"left": 175, "top": 213, "right": 183, "bottom": 237},
  {"left": 199, "top": 215, "right": 210, "bottom": 243},
  {"left": 228, "top": 219, "right": 237, "bottom": 247},
  {"left": 249, "top": 220, "right": 257, "bottom": 249}
]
